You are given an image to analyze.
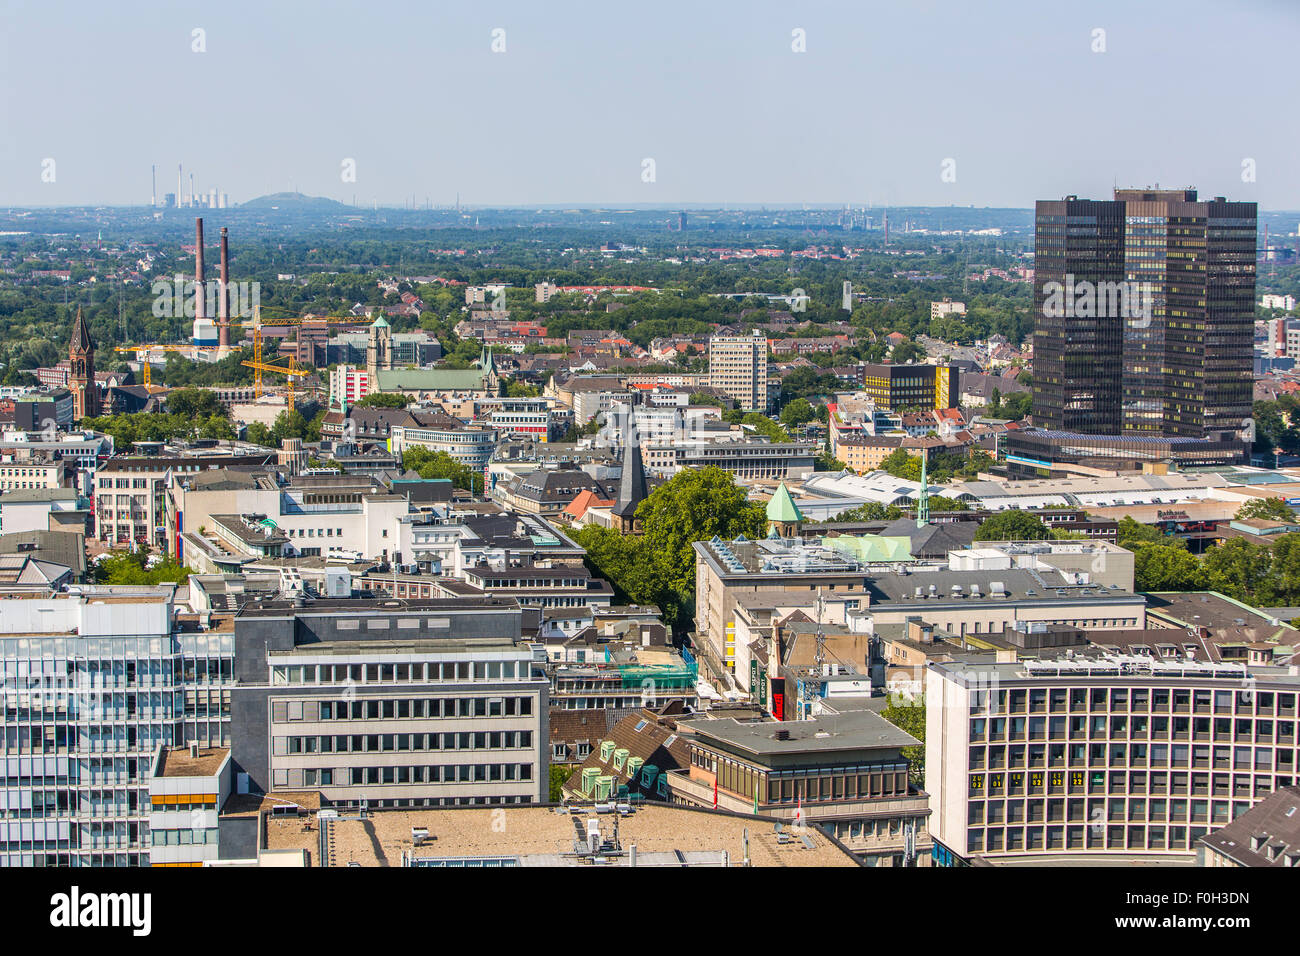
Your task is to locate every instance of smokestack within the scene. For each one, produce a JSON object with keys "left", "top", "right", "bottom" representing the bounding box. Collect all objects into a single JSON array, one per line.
[
  {"left": 177, "top": 164, "right": 183, "bottom": 209},
  {"left": 189, "top": 172, "right": 195, "bottom": 208},
  {"left": 218, "top": 227, "right": 231, "bottom": 348},
  {"left": 195, "top": 218, "right": 206, "bottom": 321},
  {"left": 151, "top": 164, "right": 156, "bottom": 208}
]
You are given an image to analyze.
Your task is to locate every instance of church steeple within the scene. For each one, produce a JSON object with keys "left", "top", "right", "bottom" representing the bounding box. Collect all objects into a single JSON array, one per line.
[
  {"left": 69, "top": 307, "right": 97, "bottom": 420},
  {"left": 611, "top": 433, "right": 648, "bottom": 533}
]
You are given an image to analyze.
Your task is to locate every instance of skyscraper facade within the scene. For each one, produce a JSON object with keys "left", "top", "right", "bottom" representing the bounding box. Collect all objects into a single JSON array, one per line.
[{"left": 1031, "top": 189, "right": 1255, "bottom": 454}]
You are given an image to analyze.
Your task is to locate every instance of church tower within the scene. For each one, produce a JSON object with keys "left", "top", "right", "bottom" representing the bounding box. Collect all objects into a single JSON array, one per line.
[
  {"left": 366, "top": 314, "right": 392, "bottom": 382},
  {"left": 69, "top": 307, "right": 98, "bottom": 420}
]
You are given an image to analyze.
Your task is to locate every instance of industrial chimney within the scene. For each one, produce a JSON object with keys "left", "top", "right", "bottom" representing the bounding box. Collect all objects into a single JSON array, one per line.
[
  {"left": 218, "top": 226, "right": 231, "bottom": 348},
  {"left": 194, "top": 217, "right": 206, "bottom": 321}
]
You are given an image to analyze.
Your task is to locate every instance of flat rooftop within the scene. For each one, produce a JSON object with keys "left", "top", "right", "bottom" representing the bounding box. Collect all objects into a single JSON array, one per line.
[
  {"left": 263, "top": 804, "right": 856, "bottom": 867},
  {"left": 236, "top": 595, "right": 522, "bottom": 616},
  {"left": 680, "top": 709, "right": 918, "bottom": 756},
  {"left": 267, "top": 637, "right": 531, "bottom": 657},
  {"left": 155, "top": 747, "right": 228, "bottom": 778}
]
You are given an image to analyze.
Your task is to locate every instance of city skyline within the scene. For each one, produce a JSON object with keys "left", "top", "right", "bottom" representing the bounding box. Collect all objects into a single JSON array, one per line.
[{"left": 2, "top": 1, "right": 1298, "bottom": 208}]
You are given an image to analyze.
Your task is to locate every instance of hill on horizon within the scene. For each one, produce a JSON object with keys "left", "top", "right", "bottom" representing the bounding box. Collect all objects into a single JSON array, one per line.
[{"left": 239, "top": 191, "right": 348, "bottom": 211}]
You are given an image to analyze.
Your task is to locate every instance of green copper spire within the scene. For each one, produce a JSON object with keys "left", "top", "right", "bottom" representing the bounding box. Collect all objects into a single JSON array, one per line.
[
  {"left": 917, "top": 453, "right": 929, "bottom": 528},
  {"left": 766, "top": 481, "right": 804, "bottom": 525}
]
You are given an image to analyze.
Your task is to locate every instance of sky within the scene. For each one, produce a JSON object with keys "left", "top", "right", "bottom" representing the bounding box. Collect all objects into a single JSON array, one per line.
[{"left": 2, "top": 0, "right": 1298, "bottom": 209}]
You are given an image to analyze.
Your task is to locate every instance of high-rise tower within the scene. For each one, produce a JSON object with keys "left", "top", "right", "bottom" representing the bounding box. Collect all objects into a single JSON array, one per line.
[{"left": 1032, "top": 189, "right": 1255, "bottom": 445}]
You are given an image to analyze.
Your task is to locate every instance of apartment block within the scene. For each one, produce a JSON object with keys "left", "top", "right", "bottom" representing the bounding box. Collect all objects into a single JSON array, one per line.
[{"left": 709, "top": 330, "right": 769, "bottom": 412}]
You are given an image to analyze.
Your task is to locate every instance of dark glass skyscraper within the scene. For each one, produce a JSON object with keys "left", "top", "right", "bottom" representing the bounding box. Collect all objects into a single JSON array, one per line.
[{"left": 1032, "top": 189, "right": 1256, "bottom": 451}]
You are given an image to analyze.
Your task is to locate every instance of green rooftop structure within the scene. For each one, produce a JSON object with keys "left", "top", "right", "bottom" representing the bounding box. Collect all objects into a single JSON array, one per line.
[
  {"left": 820, "top": 534, "right": 913, "bottom": 563},
  {"left": 766, "top": 481, "right": 804, "bottom": 538}
]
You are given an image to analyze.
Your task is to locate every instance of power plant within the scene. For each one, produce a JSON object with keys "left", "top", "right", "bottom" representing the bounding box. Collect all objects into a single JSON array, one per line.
[{"left": 161, "top": 161, "right": 229, "bottom": 208}]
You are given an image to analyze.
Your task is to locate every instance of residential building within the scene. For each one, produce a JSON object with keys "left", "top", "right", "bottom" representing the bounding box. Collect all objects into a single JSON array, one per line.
[
  {"left": 709, "top": 330, "right": 769, "bottom": 412},
  {"left": 328, "top": 365, "right": 370, "bottom": 409}
]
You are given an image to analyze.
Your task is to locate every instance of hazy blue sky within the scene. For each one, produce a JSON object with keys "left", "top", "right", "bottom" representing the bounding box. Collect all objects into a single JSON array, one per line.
[{"left": 2, "top": 0, "right": 1298, "bottom": 208}]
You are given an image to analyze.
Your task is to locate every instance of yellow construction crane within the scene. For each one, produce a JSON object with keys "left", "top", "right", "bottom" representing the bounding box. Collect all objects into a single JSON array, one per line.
[
  {"left": 112, "top": 344, "right": 217, "bottom": 386},
  {"left": 241, "top": 306, "right": 362, "bottom": 404}
]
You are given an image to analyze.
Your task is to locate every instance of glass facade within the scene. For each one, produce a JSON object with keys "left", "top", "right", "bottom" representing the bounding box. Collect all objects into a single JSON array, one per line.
[
  {"left": 1033, "top": 190, "right": 1255, "bottom": 453},
  {"left": 0, "top": 618, "right": 233, "bottom": 867}
]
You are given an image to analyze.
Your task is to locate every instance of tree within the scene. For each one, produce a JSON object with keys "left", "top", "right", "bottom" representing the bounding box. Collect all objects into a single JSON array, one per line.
[
  {"left": 927, "top": 495, "right": 969, "bottom": 512},
  {"left": 402, "top": 446, "right": 482, "bottom": 494},
  {"left": 245, "top": 422, "right": 273, "bottom": 446},
  {"left": 1201, "top": 538, "right": 1273, "bottom": 603},
  {"left": 891, "top": 340, "right": 927, "bottom": 365},
  {"left": 779, "top": 398, "right": 816, "bottom": 428},
  {"left": 879, "top": 447, "right": 921, "bottom": 481},
  {"left": 1116, "top": 516, "right": 1172, "bottom": 550},
  {"left": 634, "top": 467, "right": 766, "bottom": 623},
  {"left": 1262, "top": 534, "right": 1300, "bottom": 606},
  {"left": 577, "top": 467, "right": 765, "bottom": 631},
  {"left": 549, "top": 764, "right": 574, "bottom": 801},
  {"left": 94, "top": 548, "right": 191, "bottom": 586},
  {"left": 1130, "top": 542, "right": 1204, "bottom": 592},
  {"left": 974, "top": 511, "right": 1052, "bottom": 541},
  {"left": 1235, "top": 498, "right": 1296, "bottom": 522},
  {"left": 881, "top": 699, "right": 926, "bottom": 787},
  {"left": 353, "top": 392, "right": 412, "bottom": 409},
  {"left": 831, "top": 501, "right": 903, "bottom": 522},
  {"left": 503, "top": 377, "right": 541, "bottom": 398},
  {"left": 165, "top": 387, "right": 225, "bottom": 419}
]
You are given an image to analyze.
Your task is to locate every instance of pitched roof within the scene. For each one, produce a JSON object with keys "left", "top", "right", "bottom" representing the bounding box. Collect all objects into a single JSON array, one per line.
[
  {"left": 564, "top": 489, "right": 613, "bottom": 520},
  {"left": 1199, "top": 786, "right": 1300, "bottom": 866},
  {"left": 70, "top": 307, "right": 93, "bottom": 352},
  {"left": 612, "top": 440, "right": 648, "bottom": 519},
  {"left": 765, "top": 481, "right": 803, "bottom": 523}
]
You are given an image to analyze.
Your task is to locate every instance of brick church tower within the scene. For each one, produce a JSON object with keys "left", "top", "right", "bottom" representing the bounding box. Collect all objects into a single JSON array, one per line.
[{"left": 69, "top": 307, "right": 98, "bottom": 420}]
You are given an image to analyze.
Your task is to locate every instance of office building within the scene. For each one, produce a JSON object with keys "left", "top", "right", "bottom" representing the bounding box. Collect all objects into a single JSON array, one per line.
[
  {"left": 0, "top": 588, "right": 235, "bottom": 867},
  {"left": 858, "top": 363, "right": 959, "bottom": 413},
  {"left": 667, "top": 705, "right": 933, "bottom": 866},
  {"left": 1027, "top": 189, "right": 1256, "bottom": 465},
  {"left": 926, "top": 656, "right": 1300, "bottom": 864},
  {"left": 228, "top": 595, "right": 549, "bottom": 808}
]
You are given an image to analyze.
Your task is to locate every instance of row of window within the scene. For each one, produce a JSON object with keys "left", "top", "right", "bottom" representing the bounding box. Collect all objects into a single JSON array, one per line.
[
  {"left": 968, "top": 687, "right": 1297, "bottom": 717},
  {"left": 306, "top": 696, "right": 534, "bottom": 722},
  {"left": 970, "top": 715, "right": 1297, "bottom": 744},
  {"left": 276, "top": 762, "right": 534, "bottom": 787},
  {"left": 275, "top": 730, "right": 533, "bottom": 755},
  {"left": 969, "top": 795, "right": 1267, "bottom": 827},
  {"left": 970, "top": 769, "right": 1293, "bottom": 797},
  {"left": 151, "top": 828, "right": 216, "bottom": 846},
  {"left": 967, "top": 824, "right": 1211, "bottom": 854},
  {"left": 271, "top": 660, "right": 529, "bottom": 685}
]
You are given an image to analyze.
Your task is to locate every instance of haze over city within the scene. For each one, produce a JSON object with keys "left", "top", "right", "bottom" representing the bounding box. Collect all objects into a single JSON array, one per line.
[{"left": 2, "top": 0, "right": 1299, "bottom": 208}]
